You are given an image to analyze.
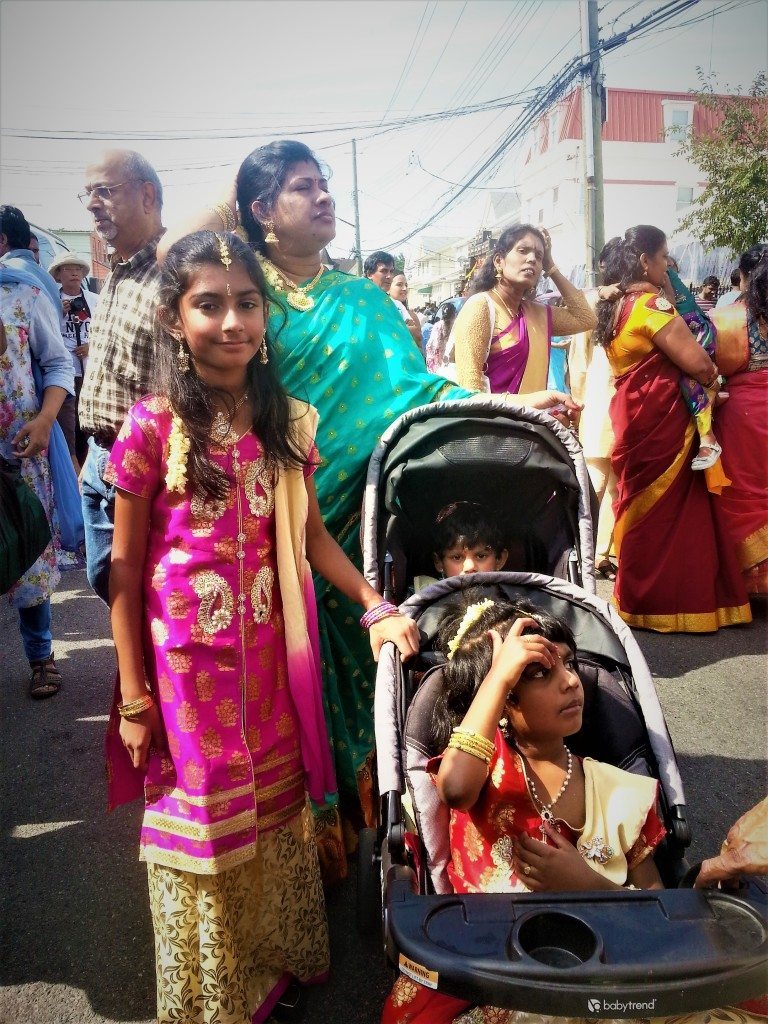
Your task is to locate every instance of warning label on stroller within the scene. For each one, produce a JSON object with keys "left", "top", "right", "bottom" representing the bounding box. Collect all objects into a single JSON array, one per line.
[{"left": 399, "top": 953, "right": 439, "bottom": 989}]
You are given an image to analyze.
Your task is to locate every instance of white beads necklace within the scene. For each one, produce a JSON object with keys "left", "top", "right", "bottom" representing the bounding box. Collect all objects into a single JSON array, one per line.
[{"left": 519, "top": 747, "right": 573, "bottom": 838}]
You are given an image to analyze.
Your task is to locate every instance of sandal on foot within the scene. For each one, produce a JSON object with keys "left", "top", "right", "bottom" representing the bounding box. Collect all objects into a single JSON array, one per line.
[
  {"left": 691, "top": 440, "right": 722, "bottom": 471},
  {"left": 29, "top": 657, "right": 61, "bottom": 699},
  {"left": 271, "top": 980, "right": 307, "bottom": 1022},
  {"left": 596, "top": 558, "right": 618, "bottom": 581}
]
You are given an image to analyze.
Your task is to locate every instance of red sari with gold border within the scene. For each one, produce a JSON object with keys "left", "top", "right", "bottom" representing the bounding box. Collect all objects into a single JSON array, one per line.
[
  {"left": 607, "top": 293, "right": 751, "bottom": 632},
  {"left": 710, "top": 302, "right": 768, "bottom": 596}
]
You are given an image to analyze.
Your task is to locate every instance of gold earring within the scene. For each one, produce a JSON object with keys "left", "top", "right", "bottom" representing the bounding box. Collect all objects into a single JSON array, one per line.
[
  {"left": 264, "top": 221, "right": 278, "bottom": 244},
  {"left": 259, "top": 340, "right": 269, "bottom": 364},
  {"left": 495, "top": 265, "right": 503, "bottom": 281},
  {"left": 177, "top": 339, "right": 190, "bottom": 373}
]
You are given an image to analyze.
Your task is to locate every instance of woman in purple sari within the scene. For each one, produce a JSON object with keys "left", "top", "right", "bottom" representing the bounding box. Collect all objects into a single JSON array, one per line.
[{"left": 452, "top": 225, "right": 595, "bottom": 395}]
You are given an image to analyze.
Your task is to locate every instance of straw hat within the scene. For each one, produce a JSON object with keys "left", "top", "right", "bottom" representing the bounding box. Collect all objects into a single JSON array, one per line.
[{"left": 48, "top": 251, "right": 90, "bottom": 280}]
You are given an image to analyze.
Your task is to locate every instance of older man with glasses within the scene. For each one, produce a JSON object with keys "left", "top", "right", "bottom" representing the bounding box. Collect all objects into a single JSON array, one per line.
[{"left": 77, "top": 149, "right": 165, "bottom": 603}]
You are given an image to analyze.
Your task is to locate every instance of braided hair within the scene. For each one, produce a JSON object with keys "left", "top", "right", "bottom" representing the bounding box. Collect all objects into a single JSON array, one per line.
[{"left": 592, "top": 225, "right": 667, "bottom": 348}]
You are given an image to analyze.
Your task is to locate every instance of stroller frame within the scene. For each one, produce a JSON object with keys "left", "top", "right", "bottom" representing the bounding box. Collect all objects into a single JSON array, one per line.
[{"left": 362, "top": 573, "right": 767, "bottom": 1017}]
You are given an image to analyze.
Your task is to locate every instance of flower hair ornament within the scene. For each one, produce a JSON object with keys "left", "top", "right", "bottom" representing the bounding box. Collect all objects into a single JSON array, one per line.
[
  {"left": 446, "top": 599, "right": 495, "bottom": 660},
  {"left": 167, "top": 413, "right": 191, "bottom": 494}
]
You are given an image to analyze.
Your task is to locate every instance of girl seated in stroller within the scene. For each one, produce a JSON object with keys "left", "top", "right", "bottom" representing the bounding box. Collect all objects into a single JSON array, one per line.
[{"left": 382, "top": 595, "right": 666, "bottom": 1024}]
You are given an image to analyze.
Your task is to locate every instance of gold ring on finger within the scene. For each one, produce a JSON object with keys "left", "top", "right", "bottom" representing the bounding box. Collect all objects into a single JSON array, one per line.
[{"left": 523, "top": 864, "right": 532, "bottom": 876}]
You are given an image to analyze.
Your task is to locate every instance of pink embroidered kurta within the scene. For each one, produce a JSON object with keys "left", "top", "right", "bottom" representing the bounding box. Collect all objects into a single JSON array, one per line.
[{"left": 105, "top": 396, "right": 320, "bottom": 874}]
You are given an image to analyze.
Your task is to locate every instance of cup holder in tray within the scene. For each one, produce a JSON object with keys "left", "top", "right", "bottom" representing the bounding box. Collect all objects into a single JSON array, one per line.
[{"left": 512, "top": 911, "right": 603, "bottom": 968}]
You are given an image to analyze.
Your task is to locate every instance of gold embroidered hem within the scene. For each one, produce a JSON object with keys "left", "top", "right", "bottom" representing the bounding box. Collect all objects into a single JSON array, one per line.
[
  {"left": 148, "top": 806, "right": 329, "bottom": 1024},
  {"left": 612, "top": 597, "right": 752, "bottom": 633},
  {"left": 739, "top": 523, "right": 768, "bottom": 574}
]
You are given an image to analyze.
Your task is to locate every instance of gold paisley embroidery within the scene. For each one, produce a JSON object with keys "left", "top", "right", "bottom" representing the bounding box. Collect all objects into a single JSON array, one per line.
[
  {"left": 251, "top": 566, "right": 274, "bottom": 624},
  {"left": 244, "top": 456, "right": 275, "bottom": 517},
  {"left": 190, "top": 485, "right": 227, "bottom": 525},
  {"left": 191, "top": 571, "right": 234, "bottom": 634}
]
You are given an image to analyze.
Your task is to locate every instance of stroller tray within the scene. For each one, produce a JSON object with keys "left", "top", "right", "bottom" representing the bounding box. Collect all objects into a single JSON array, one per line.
[{"left": 387, "top": 873, "right": 768, "bottom": 1016}]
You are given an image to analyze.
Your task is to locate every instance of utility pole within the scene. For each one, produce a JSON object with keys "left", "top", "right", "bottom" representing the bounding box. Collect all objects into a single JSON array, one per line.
[
  {"left": 351, "top": 139, "right": 362, "bottom": 276},
  {"left": 581, "top": 0, "right": 605, "bottom": 287}
]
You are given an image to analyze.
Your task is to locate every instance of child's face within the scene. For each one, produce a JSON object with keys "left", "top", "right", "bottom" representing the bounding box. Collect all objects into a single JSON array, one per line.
[
  {"left": 434, "top": 542, "right": 508, "bottom": 578},
  {"left": 506, "top": 642, "right": 583, "bottom": 742},
  {"left": 176, "top": 262, "right": 266, "bottom": 382}
]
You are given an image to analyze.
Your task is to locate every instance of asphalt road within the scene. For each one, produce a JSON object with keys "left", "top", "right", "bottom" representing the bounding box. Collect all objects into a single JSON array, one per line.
[{"left": 1, "top": 570, "right": 766, "bottom": 1024}]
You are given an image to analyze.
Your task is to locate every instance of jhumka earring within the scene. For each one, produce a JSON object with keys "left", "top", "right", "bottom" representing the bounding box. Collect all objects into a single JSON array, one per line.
[
  {"left": 495, "top": 265, "right": 503, "bottom": 281},
  {"left": 177, "top": 339, "right": 190, "bottom": 373},
  {"left": 259, "top": 340, "right": 269, "bottom": 365},
  {"left": 264, "top": 221, "right": 278, "bottom": 244}
]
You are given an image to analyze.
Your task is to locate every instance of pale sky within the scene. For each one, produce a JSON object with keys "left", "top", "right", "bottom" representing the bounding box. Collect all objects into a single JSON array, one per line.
[{"left": 2, "top": 0, "right": 766, "bottom": 260}]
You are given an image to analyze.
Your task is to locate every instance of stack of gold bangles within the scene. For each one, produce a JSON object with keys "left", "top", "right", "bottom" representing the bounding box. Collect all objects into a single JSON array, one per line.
[
  {"left": 448, "top": 727, "right": 496, "bottom": 764},
  {"left": 118, "top": 694, "right": 155, "bottom": 719}
]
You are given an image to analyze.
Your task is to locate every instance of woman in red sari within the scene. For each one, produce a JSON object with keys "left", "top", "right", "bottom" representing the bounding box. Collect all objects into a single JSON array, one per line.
[
  {"left": 592, "top": 226, "right": 750, "bottom": 632},
  {"left": 710, "top": 244, "right": 768, "bottom": 598}
]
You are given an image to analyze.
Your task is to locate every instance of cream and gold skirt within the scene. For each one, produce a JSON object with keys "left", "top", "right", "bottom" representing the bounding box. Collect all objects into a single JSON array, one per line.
[{"left": 147, "top": 806, "right": 329, "bottom": 1024}]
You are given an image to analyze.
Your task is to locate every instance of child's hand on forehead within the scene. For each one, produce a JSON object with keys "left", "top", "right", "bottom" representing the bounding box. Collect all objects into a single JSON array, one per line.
[{"left": 487, "top": 617, "right": 558, "bottom": 689}]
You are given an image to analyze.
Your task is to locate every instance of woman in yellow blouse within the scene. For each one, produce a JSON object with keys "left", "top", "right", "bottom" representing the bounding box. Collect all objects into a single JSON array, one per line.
[{"left": 451, "top": 225, "right": 596, "bottom": 395}]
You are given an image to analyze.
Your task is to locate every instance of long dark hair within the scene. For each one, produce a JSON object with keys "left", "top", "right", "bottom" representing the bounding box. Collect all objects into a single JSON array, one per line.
[
  {"left": 470, "top": 224, "right": 546, "bottom": 295},
  {"left": 236, "top": 140, "right": 328, "bottom": 254},
  {"left": 430, "top": 592, "right": 576, "bottom": 751},
  {"left": 592, "top": 225, "right": 667, "bottom": 348},
  {"left": 154, "top": 230, "right": 308, "bottom": 499},
  {"left": 739, "top": 243, "right": 768, "bottom": 325}
]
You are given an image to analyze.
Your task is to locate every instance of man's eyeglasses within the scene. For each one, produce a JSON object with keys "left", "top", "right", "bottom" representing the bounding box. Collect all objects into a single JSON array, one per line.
[{"left": 77, "top": 180, "right": 138, "bottom": 205}]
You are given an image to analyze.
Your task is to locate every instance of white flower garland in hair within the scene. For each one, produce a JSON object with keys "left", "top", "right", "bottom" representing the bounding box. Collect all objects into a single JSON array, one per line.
[
  {"left": 446, "top": 599, "right": 495, "bottom": 660},
  {"left": 167, "top": 413, "right": 191, "bottom": 494}
]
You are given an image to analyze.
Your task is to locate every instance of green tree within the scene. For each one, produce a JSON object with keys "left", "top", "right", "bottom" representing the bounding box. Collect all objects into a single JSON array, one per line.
[
  {"left": 676, "top": 72, "right": 768, "bottom": 257},
  {"left": 394, "top": 252, "right": 406, "bottom": 273}
]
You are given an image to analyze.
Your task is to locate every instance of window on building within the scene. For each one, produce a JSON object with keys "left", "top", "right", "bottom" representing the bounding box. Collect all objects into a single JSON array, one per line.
[
  {"left": 676, "top": 186, "right": 694, "bottom": 209},
  {"left": 663, "top": 101, "right": 694, "bottom": 141},
  {"left": 553, "top": 186, "right": 559, "bottom": 205},
  {"left": 538, "top": 208, "right": 544, "bottom": 224}
]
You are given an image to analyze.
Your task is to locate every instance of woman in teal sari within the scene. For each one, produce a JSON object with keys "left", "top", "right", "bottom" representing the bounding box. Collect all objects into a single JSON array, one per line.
[{"left": 159, "top": 140, "right": 577, "bottom": 881}]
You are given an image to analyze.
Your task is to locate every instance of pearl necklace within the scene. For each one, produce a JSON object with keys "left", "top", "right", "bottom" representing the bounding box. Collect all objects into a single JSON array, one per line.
[
  {"left": 211, "top": 392, "right": 249, "bottom": 444},
  {"left": 257, "top": 254, "right": 325, "bottom": 311},
  {"left": 519, "top": 747, "right": 573, "bottom": 838},
  {"left": 492, "top": 287, "right": 522, "bottom": 323}
]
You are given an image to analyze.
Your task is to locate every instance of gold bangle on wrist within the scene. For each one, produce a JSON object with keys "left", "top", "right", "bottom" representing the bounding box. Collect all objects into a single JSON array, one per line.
[
  {"left": 449, "top": 728, "right": 496, "bottom": 764},
  {"left": 209, "top": 202, "right": 237, "bottom": 232},
  {"left": 544, "top": 265, "right": 559, "bottom": 277},
  {"left": 118, "top": 694, "right": 155, "bottom": 719}
]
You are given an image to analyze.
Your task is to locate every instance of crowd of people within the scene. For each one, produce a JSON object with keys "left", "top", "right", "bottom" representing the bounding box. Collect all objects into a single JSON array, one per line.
[{"left": 1, "top": 139, "right": 766, "bottom": 1024}]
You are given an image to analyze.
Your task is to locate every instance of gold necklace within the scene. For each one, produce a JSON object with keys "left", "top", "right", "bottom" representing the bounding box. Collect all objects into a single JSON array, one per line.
[
  {"left": 492, "top": 287, "right": 522, "bottom": 322},
  {"left": 211, "top": 392, "right": 249, "bottom": 444},
  {"left": 257, "top": 254, "right": 325, "bottom": 311}
]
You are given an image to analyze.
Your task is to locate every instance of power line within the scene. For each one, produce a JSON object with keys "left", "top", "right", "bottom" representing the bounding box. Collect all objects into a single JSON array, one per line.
[
  {"left": 377, "top": 0, "right": 703, "bottom": 249},
  {"left": 378, "top": 1, "right": 437, "bottom": 124}
]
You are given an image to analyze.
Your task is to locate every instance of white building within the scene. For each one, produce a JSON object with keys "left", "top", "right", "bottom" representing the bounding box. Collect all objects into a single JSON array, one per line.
[
  {"left": 516, "top": 87, "right": 725, "bottom": 283},
  {"left": 406, "top": 191, "right": 521, "bottom": 305}
]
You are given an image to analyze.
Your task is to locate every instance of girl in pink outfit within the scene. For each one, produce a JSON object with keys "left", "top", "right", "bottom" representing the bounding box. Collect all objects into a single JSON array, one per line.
[{"left": 106, "top": 230, "right": 419, "bottom": 1024}]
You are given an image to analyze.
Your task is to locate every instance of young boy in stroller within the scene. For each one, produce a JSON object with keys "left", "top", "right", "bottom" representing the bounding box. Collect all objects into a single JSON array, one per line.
[{"left": 381, "top": 594, "right": 666, "bottom": 1024}]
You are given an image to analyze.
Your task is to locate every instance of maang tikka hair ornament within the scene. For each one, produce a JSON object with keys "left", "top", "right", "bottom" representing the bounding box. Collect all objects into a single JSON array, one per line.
[{"left": 217, "top": 234, "right": 233, "bottom": 295}]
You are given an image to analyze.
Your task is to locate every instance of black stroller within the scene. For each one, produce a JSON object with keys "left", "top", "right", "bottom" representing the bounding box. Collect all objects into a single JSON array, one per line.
[
  {"left": 357, "top": 403, "right": 767, "bottom": 1016},
  {"left": 361, "top": 398, "right": 599, "bottom": 599}
]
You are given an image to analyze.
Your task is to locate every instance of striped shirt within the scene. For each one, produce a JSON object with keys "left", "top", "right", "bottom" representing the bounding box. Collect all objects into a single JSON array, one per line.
[{"left": 78, "top": 232, "right": 164, "bottom": 433}]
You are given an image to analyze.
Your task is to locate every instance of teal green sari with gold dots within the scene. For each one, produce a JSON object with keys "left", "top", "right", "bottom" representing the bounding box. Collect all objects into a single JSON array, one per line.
[{"left": 268, "top": 269, "right": 468, "bottom": 868}]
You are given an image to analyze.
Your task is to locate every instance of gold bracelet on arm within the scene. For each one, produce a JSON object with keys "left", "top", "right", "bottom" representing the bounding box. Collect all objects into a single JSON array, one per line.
[{"left": 118, "top": 694, "right": 155, "bottom": 719}]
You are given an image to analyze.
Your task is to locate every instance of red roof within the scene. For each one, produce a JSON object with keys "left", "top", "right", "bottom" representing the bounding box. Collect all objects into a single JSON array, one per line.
[{"left": 556, "top": 87, "right": 727, "bottom": 143}]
